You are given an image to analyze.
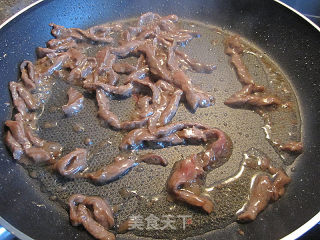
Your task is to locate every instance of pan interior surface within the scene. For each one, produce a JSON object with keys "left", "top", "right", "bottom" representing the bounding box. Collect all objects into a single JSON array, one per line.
[
  {"left": 0, "top": 1, "right": 319, "bottom": 240},
  {"left": 7, "top": 18, "right": 301, "bottom": 240}
]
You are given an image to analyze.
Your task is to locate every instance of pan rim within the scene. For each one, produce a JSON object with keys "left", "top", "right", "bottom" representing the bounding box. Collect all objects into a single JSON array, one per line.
[{"left": 0, "top": 0, "right": 319, "bottom": 239}]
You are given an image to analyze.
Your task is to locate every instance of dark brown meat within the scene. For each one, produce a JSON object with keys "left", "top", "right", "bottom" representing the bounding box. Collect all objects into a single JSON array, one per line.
[
  {"left": 225, "top": 84, "right": 281, "bottom": 107},
  {"left": 96, "top": 89, "right": 147, "bottom": 130},
  {"left": 120, "top": 122, "right": 208, "bottom": 150},
  {"left": 138, "top": 43, "right": 172, "bottom": 82},
  {"left": 55, "top": 148, "right": 87, "bottom": 178},
  {"left": 4, "top": 131, "right": 23, "bottom": 161},
  {"left": 62, "top": 87, "right": 84, "bottom": 116},
  {"left": 5, "top": 119, "right": 31, "bottom": 149},
  {"left": 25, "top": 147, "right": 51, "bottom": 163},
  {"left": 159, "top": 89, "right": 183, "bottom": 125},
  {"left": 167, "top": 128, "right": 232, "bottom": 213},
  {"left": 84, "top": 82, "right": 133, "bottom": 97},
  {"left": 167, "top": 154, "right": 212, "bottom": 212},
  {"left": 20, "top": 61, "right": 37, "bottom": 90},
  {"left": 50, "top": 23, "right": 115, "bottom": 44},
  {"left": 111, "top": 40, "right": 144, "bottom": 57},
  {"left": 84, "top": 155, "right": 137, "bottom": 184},
  {"left": 280, "top": 141, "right": 303, "bottom": 153},
  {"left": 238, "top": 149, "right": 291, "bottom": 221},
  {"left": 112, "top": 62, "right": 137, "bottom": 74},
  {"left": 175, "top": 50, "right": 216, "bottom": 74},
  {"left": 237, "top": 172, "right": 291, "bottom": 222},
  {"left": 172, "top": 70, "right": 214, "bottom": 111},
  {"left": 139, "top": 153, "right": 168, "bottom": 166},
  {"left": 9, "top": 82, "right": 38, "bottom": 115},
  {"left": 132, "top": 77, "right": 160, "bottom": 105},
  {"left": 69, "top": 194, "right": 115, "bottom": 240},
  {"left": 133, "top": 95, "right": 153, "bottom": 119},
  {"left": 224, "top": 35, "right": 281, "bottom": 108}
]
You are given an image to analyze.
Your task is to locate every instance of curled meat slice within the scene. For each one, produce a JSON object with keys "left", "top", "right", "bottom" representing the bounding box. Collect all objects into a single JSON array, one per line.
[
  {"left": 224, "top": 35, "right": 281, "bottom": 108},
  {"left": 139, "top": 153, "right": 168, "bottom": 166},
  {"left": 112, "top": 62, "right": 136, "bottom": 74},
  {"left": 172, "top": 70, "right": 214, "bottom": 111},
  {"left": 167, "top": 128, "right": 232, "bottom": 213},
  {"left": 133, "top": 95, "right": 153, "bottom": 119},
  {"left": 138, "top": 43, "right": 172, "bottom": 82},
  {"left": 84, "top": 155, "right": 137, "bottom": 184},
  {"left": 55, "top": 148, "right": 87, "bottom": 178},
  {"left": 111, "top": 40, "right": 144, "bottom": 57},
  {"left": 20, "top": 61, "right": 37, "bottom": 90},
  {"left": 175, "top": 50, "right": 216, "bottom": 73},
  {"left": 69, "top": 194, "right": 115, "bottom": 240},
  {"left": 62, "top": 87, "right": 84, "bottom": 116},
  {"left": 225, "top": 84, "right": 281, "bottom": 107},
  {"left": 167, "top": 154, "right": 212, "bottom": 212},
  {"left": 9, "top": 82, "right": 38, "bottom": 115},
  {"left": 96, "top": 89, "right": 147, "bottom": 130},
  {"left": 25, "top": 147, "right": 51, "bottom": 163},
  {"left": 84, "top": 82, "right": 133, "bottom": 97},
  {"left": 4, "top": 131, "right": 23, "bottom": 160},
  {"left": 120, "top": 122, "right": 208, "bottom": 150},
  {"left": 50, "top": 23, "right": 114, "bottom": 44},
  {"left": 5, "top": 119, "right": 31, "bottom": 149},
  {"left": 132, "top": 77, "right": 160, "bottom": 104},
  {"left": 159, "top": 89, "right": 183, "bottom": 125},
  {"left": 280, "top": 141, "right": 303, "bottom": 153},
  {"left": 237, "top": 171, "right": 291, "bottom": 222}
]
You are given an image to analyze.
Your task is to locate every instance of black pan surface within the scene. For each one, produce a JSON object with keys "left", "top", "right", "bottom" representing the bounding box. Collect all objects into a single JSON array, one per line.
[{"left": 0, "top": 0, "right": 319, "bottom": 239}]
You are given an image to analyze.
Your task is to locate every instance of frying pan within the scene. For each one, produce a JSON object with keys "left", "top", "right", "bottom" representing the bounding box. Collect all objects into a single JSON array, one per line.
[{"left": 0, "top": 0, "right": 319, "bottom": 239}]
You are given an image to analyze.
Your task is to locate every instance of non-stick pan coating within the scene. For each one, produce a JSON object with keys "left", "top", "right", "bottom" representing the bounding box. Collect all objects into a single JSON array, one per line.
[{"left": 0, "top": 0, "right": 319, "bottom": 239}]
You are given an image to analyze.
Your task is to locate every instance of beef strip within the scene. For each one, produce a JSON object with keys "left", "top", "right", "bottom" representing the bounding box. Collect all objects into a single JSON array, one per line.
[
  {"left": 280, "top": 141, "right": 303, "bottom": 153},
  {"left": 224, "top": 35, "right": 281, "bottom": 108},
  {"left": 20, "top": 61, "right": 38, "bottom": 90},
  {"left": 4, "top": 131, "right": 23, "bottom": 160},
  {"left": 237, "top": 149, "right": 291, "bottom": 221},
  {"left": 55, "top": 148, "right": 87, "bottom": 178},
  {"left": 172, "top": 70, "right": 214, "bottom": 111},
  {"left": 84, "top": 155, "right": 137, "bottom": 184},
  {"left": 138, "top": 153, "right": 168, "bottom": 166},
  {"left": 175, "top": 50, "right": 216, "bottom": 73},
  {"left": 159, "top": 89, "right": 183, "bottom": 125},
  {"left": 84, "top": 82, "right": 133, "bottom": 97},
  {"left": 112, "top": 62, "right": 137, "bottom": 74},
  {"left": 62, "top": 87, "right": 84, "bottom": 116},
  {"left": 167, "top": 128, "right": 232, "bottom": 213},
  {"left": 9, "top": 82, "right": 38, "bottom": 115},
  {"left": 50, "top": 23, "right": 115, "bottom": 44},
  {"left": 96, "top": 89, "right": 147, "bottom": 130},
  {"left": 69, "top": 194, "right": 115, "bottom": 240}
]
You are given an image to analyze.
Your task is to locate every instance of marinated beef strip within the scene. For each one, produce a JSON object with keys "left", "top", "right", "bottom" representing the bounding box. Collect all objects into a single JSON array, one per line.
[
  {"left": 138, "top": 153, "right": 168, "bottom": 166},
  {"left": 224, "top": 35, "right": 280, "bottom": 108},
  {"left": 238, "top": 152, "right": 291, "bottom": 221},
  {"left": 84, "top": 155, "right": 137, "bottom": 184},
  {"left": 20, "top": 60, "right": 38, "bottom": 90},
  {"left": 55, "top": 148, "right": 87, "bottom": 178},
  {"left": 50, "top": 23, "right": 117, "bottom": 44},
  {"left": 175, "top": 50, "right": 216, "bottom": 74},
  {"left": 69, "top": 194, "right": 115, "bottom": 240},
  {"left": 280, "top": 141, "right": 303, "bottom": 153},
  {"left": 4, "top": 131, "right": 23, "bottom": 160},
  {"left": 112, "top": 62, "right": 136, "bottom": 74},
  {"left": 120, "top": 122, "right": 211, "bottom": 150},
  {"left": 9, "top": 82, "right": 39, "bottom": 115},
  {"left": 167, "top": 128, "right": 232, "bottom": 213},
  {"left": 5, "top": 114, "right": 61, "bottom": 163},
  {"left": 96, "top": 89, "right": 147, "bottom": 130},
  {"left": 62, "top": 87, "right": 84, "bottom": 116}
]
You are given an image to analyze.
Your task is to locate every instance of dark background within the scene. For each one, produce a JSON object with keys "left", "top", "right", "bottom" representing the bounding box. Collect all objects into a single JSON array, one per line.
[{"left": 0, "top": 0, "right": 319, "bottom": 239}]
